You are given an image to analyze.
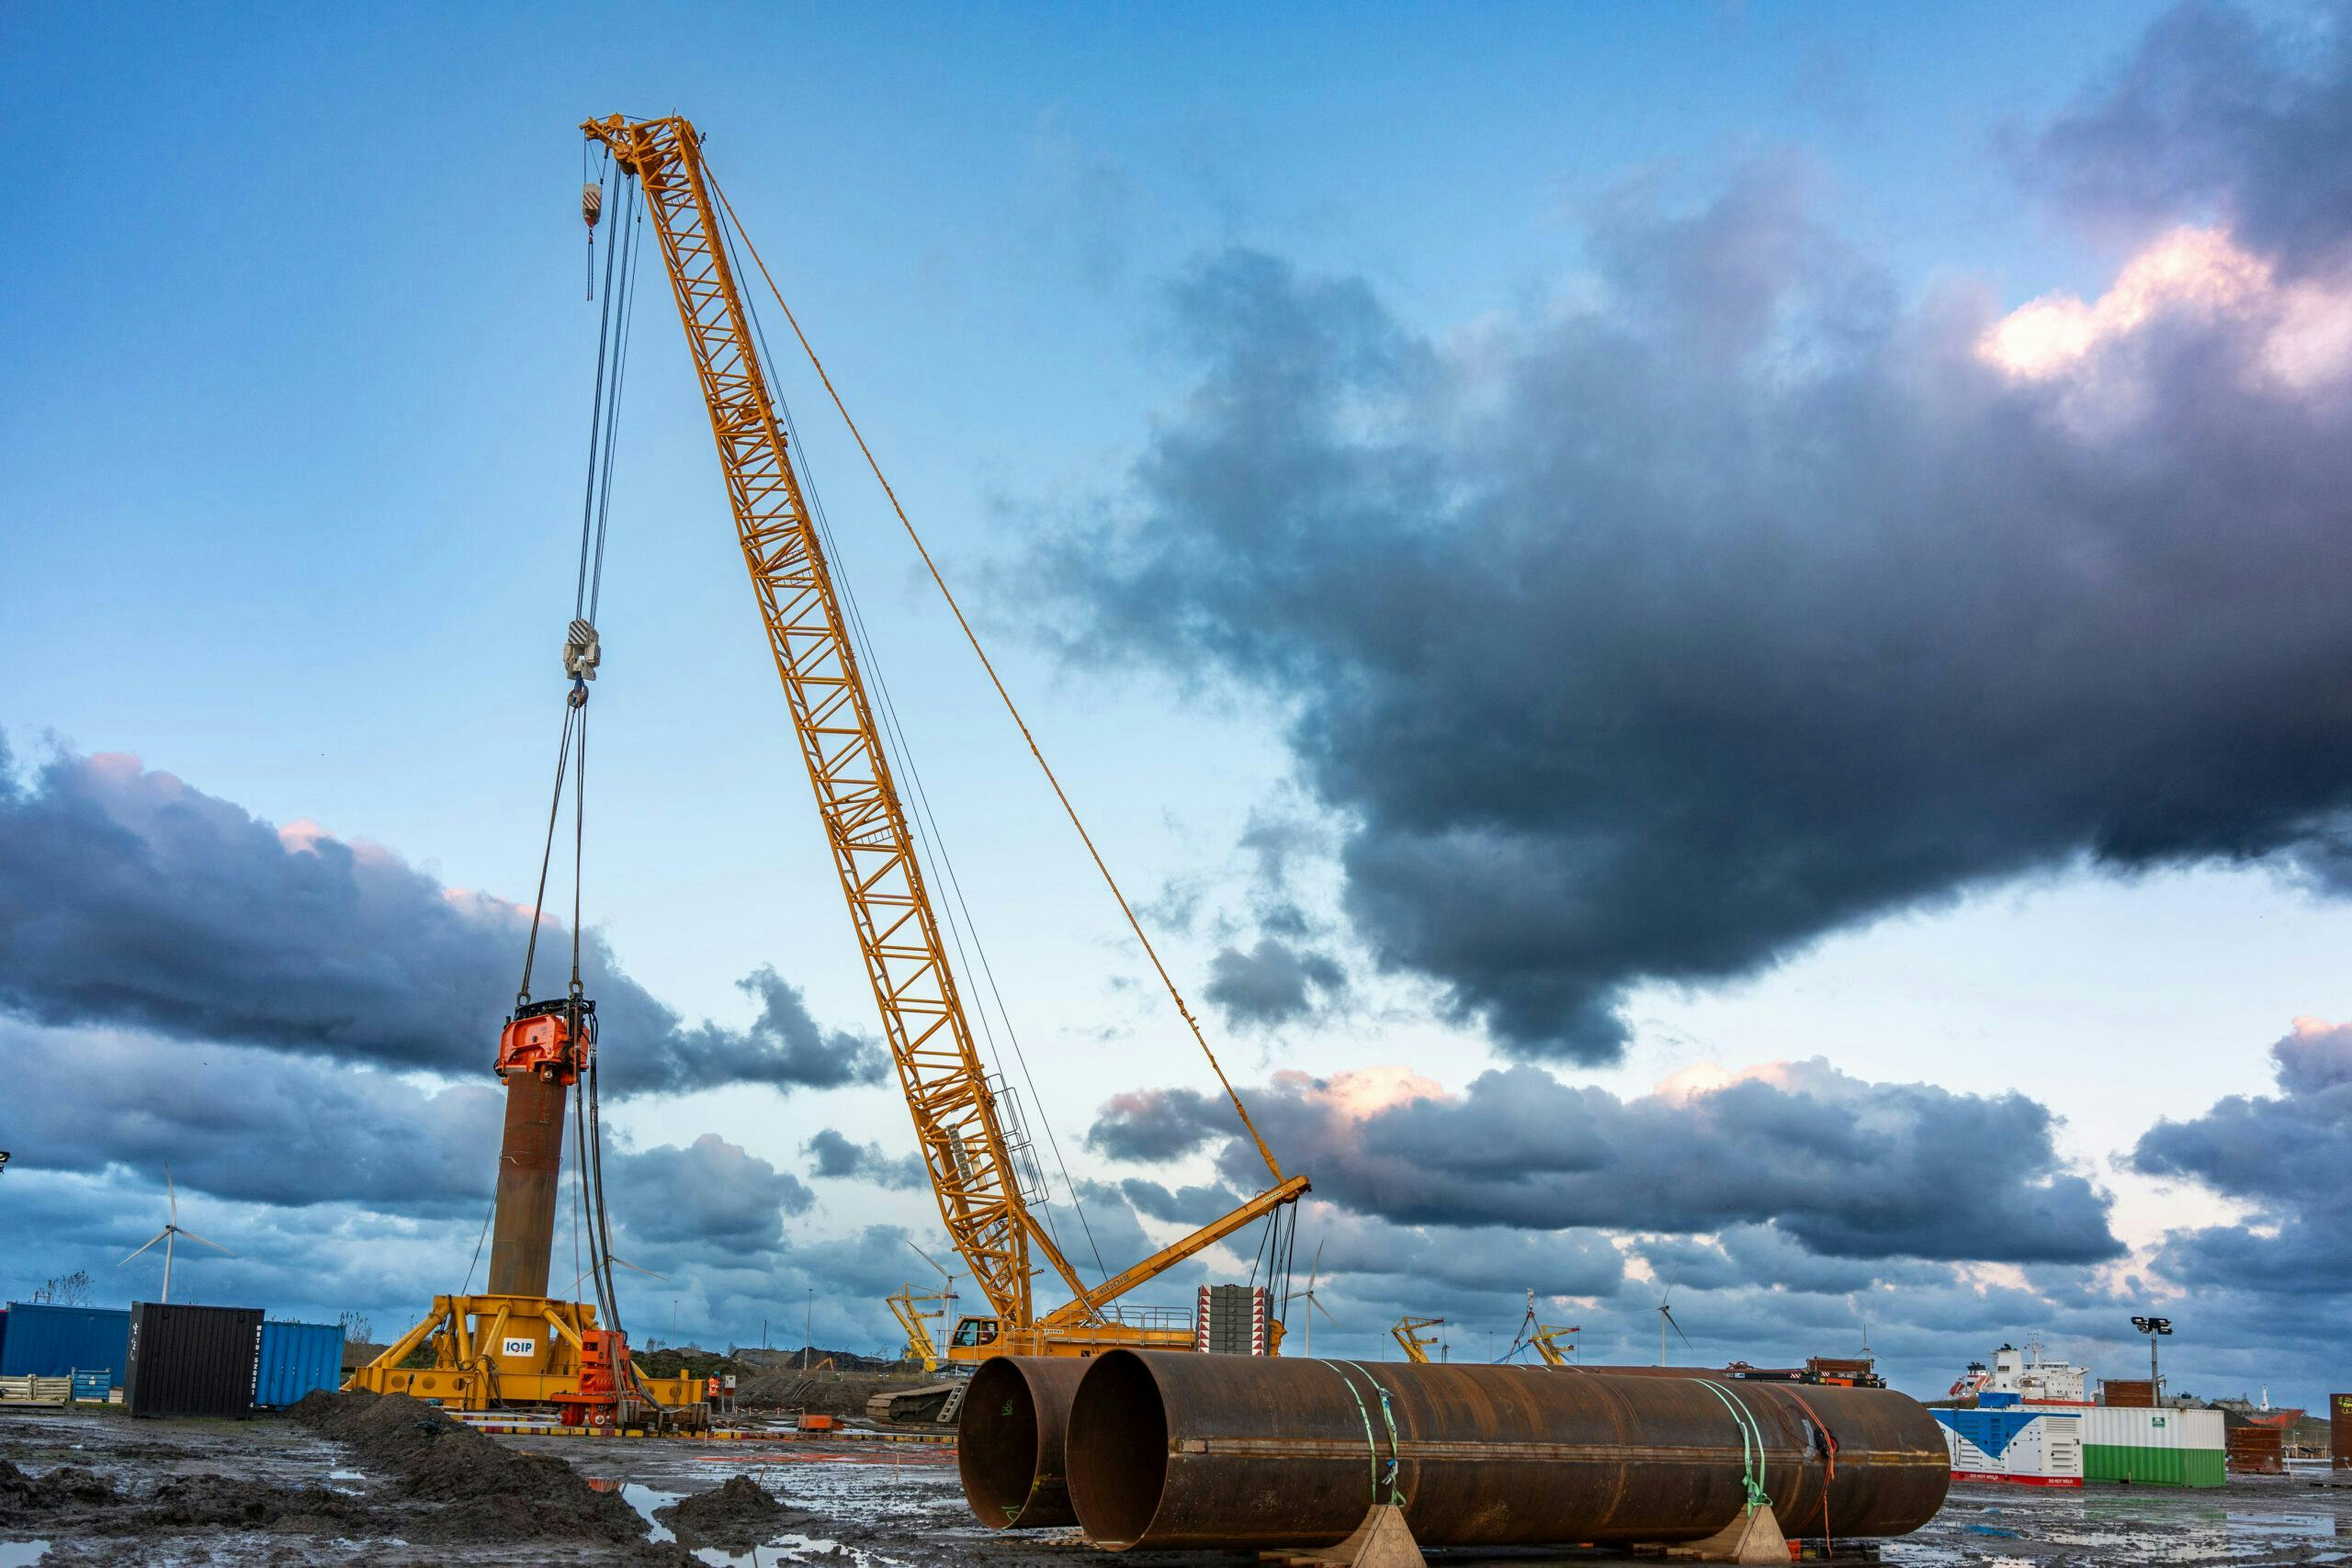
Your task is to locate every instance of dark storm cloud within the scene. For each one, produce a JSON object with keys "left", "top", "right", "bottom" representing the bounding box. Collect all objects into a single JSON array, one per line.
[
  {"left": 1039, "top": 22, "right": 2352, "bottom": 1063},
  {"left": 4, "top": 1015, "right": 818, "bottom": 1252},
  {"left": 1118, "top": 1177, "right": 1246, "bottom": 1224},
  {"left": 0, "top": 734, "right": 885, "bottom": 1095},
  {"left": 1203, "top": 935, "right": 1347, "bottom": 1028},
  {"left": 5, "top": 1016, "right": 501, "bottom": 1213},
  {"left": 2037, "top": 2, "right": 2352, "bottom": 265},
  {"left": 1098, "top": 1060, "right": 2120, "bottom": 1265},
  {"left": 804, "top": 1128, "right": 927, "bottom": 1190},
  {"left": 1307, "top": 1208, "right": 1624, "bottom": 1300},
  {"left": 1084, "top": 1085, "right": 1228, "bottom": 1161},
  {"left": 2131, "top": 1017, "right": 2352, "bottom": 1291},
  {"left": 611, "top": 1134, "right": 814, "bottom": 1252}
]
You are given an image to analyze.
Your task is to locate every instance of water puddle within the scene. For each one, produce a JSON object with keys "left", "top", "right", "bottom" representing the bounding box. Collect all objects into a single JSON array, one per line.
[
  {"left": 0, "top": 1544, "right": 49, "bottom": 1568},
  {"left": 604, "top": 1477, "right": 897, "bottom": 1566}
]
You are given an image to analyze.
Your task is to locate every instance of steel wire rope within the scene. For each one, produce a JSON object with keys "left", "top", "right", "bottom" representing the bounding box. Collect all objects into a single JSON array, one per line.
[
  {"left": 708, "top": 187, "right": 1114, "bottom": 1292},
  {"left": 588, "top": 179, "right": 643, "bottom": 624},
  {"left": 514, "top": 703, "right": 580, "bottom": 1004},
  {"left": 573, "top": 164, "right": 627, "bottom": 622},
  {"left": 703, "top": 158, "right": 1288, "bottom": 1187}
]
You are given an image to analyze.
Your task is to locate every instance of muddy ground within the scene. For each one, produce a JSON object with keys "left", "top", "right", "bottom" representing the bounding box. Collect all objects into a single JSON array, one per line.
[{"left": 5, "top": 1400, "right": 2351, "bottom": 1565}]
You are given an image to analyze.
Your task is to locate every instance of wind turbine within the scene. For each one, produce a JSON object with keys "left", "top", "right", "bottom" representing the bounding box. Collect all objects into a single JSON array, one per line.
[
  {"left": 1286, "top": 1240, "right": 1340, "bottom": 1355},
  {"left": 1657, "top": 1280, "right": 1692, "bottom": 1367},
  {"left": 118, "top": 1167, "right": 233, "bottom": 1303},
  {"left": 908, "top": 1240, "right": 958, "bottom": 1314}
]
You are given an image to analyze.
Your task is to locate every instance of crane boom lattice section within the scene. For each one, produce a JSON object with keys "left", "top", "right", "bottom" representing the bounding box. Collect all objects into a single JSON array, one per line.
[{"left": 583, "top": 114, "right": 1038, "bottom": 1325}]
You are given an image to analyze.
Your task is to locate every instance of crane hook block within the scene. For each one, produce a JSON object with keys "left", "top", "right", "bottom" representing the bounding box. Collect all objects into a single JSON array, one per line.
[
  {"left": 497, "top": 996, "right": 597, "bottom": 1084},
  {"left": 582, "top": 182, "right": 604, "bottom": 230},
  {"left": 563, "top": 618, "right": 601, "bottom": 682}
]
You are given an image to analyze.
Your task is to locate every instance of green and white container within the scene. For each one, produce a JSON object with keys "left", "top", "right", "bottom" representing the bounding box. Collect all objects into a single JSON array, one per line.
[{"left": 2079, "top": 1407, "right": 2225, "bottom": 1487}]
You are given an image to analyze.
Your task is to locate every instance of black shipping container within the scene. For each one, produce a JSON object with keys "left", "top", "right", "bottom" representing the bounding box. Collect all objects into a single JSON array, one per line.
[{"left": 125, "top": 1303, "right": 263, "bottom": 1418}]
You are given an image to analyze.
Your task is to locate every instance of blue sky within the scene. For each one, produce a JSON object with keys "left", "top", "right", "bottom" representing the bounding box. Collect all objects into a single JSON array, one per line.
[{"left": 8, "top": 0, "right": 2352, "bottom": 1411}]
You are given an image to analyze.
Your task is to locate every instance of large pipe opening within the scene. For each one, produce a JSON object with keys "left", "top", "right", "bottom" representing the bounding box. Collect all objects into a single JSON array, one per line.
[
  {"left": 1064, "top": 1350, "right": 1170, "bottom": 1549},
  {"left": 960, "top": 1359, "right": 1040, "bottom": 1528},
  {"left": 957, "top": 1356, "right": 1087, "bottom": 1529}
]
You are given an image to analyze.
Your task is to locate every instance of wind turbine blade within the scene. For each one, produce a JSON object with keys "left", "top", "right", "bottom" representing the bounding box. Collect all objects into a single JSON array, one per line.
[
  {"left": 1664, "top": 1307, "right": 1694, "bottom": 1349},
  {"left": 1308, "top": 1237, "right": 1325, "bottom": 1292},
  {"left": 1311, "top": 1296, "right": 1341, "bottom": 1327},
  {"left": 166, "top": 1165, "right": 178, "bottom": 1224},
  {"left": 907, "top": 1240, "right": 950, "bottom": 1280},
  {"left": 605, "top": 1255, "right": 667, "bottom": 1281},
  {"left": 174, "top": 1227, "right": 235, "bottom": 1257},
  {"left": 119, "top": 1230, "right": 169, "bottom": 1265}
]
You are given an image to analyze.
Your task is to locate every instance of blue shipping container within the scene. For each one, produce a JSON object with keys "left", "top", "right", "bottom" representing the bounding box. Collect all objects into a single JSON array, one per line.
[
  {"left": 0, "top": 1303, "right": 131, "bottom": 1382},
  {"left": 254, "top": 1321, "right": 344, "bottom": 1407}
]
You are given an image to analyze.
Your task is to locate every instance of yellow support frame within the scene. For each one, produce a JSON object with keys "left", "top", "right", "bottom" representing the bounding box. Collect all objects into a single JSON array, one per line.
[
  {"left": 345, "top": 1294, "right": 703, "bottom": 1411},
  {"left": 1393, "top": 1314, "right": 1443, "bottom": 1364}
]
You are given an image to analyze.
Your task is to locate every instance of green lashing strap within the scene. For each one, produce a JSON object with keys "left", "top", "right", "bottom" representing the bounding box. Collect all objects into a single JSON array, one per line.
[
  {"left": 1321, "top": 1360, "right": 1405, "bottom": 1507},
  {"left": 1697, "top": 1380, "right": 1772, "bottom": 1515}
]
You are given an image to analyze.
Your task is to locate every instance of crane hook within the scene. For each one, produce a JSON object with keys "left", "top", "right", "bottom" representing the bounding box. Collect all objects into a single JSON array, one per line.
[{"left": 582, "top": 182, "right": 604, "bottom": 300}]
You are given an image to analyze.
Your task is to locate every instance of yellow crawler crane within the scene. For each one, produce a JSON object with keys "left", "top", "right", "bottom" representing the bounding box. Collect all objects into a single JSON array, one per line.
[
  {"left": 1531, "top": 1322, "right": 1578, "bottom": 1367},
  {"left": 1393, "top": 1314, "right": 1445, "bottom": 1363},
  {"left": 887, "top": 1285, "right": 948, "bottom": 1373},
  {"left": 582, "top": 112, "right": 1308, "bottom": 1360}
]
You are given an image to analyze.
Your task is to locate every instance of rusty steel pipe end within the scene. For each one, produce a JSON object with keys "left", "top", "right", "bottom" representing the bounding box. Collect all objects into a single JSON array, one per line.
[
  {"left": 1066, "top": 1348, "right": 1952, "bottom": 1552},
  {"left": 957, "top": 1356, "right": 1089, "bottom": 1530},
  {"left": 1064, "top": 1350, "right": 1171, "bottom": 1549}
]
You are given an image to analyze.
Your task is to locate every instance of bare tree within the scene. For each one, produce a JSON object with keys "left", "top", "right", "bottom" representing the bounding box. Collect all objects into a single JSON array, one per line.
[
  {"left": 338, "top": 1310, "right": 374, "bottom": 1345},
  {"left": 28, "top": 1269, "right": 94, "bottom": 1307}
]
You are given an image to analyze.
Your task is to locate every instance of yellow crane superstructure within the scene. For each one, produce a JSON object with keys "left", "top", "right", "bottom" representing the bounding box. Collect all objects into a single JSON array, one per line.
[
  {"left": 1393, "top": 1314, "right": 1444, "bottom": 1363},
  {"left": 582, "top": 112, "right": 1308, "bottom": 1360}
]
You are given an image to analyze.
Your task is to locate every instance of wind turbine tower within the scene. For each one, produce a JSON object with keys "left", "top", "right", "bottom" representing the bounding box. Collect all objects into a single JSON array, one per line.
[{"left": 119, "top": 1167, "right": 234, "bottom": 1303}]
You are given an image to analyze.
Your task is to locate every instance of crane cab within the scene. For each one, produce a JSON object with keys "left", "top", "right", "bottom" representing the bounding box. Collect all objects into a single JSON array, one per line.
[{"left": 949, "top": 1315, "right": 1001, "bottom": 1351}]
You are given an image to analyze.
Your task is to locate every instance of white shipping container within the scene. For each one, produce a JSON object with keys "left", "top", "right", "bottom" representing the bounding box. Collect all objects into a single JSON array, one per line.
[
  {"left": 1936, "top": 1407, "right": 2085, "bottom": 1487},
  {"left": 2077, "top": 1407, "right": 2225, "bottom": 1450}
]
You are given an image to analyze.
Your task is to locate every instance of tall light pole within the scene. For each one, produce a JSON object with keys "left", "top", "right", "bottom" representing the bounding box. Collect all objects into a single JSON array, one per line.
[
  {"left": 2131, "top": 1314, "right": 2173, "bottom": 1398},
  {"left": 804, "top": 1287, "right": 814, "bottom": 1371}
]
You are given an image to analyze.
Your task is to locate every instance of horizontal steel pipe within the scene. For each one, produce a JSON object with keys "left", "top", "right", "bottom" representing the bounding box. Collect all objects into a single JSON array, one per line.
[
  {"left": 1065, "top": 1350, "right": 1949, "bottom": 1551},
  {"left": 958, "top": 1356, "right": 1089, "bottom": 1529}
]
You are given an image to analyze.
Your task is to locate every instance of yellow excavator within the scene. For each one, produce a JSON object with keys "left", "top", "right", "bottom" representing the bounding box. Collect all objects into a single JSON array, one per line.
[{"left": 583, "top": 112, "right": 1310, "bottom": 1361}]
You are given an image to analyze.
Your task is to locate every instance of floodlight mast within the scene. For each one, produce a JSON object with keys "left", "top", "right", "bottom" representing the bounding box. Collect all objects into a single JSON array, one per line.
[{"left": 2131, "top": 1314, "right": 2174, "bottom": 1395}]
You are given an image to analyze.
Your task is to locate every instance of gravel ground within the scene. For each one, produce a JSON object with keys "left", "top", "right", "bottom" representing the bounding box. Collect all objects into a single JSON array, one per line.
[{"left": 6, "top": 1403, "right": 2350, "bottom": 1565}]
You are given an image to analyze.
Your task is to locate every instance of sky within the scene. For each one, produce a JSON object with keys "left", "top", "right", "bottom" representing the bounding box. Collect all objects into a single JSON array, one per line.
[{"left": 6, "top": 0, "right": 2352, "bottom": 1412}]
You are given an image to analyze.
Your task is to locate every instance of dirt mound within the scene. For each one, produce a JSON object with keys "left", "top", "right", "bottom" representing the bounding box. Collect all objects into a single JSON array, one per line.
[
  {"left": 139, "top": 1472, "right": 374, "bottom": 1532},
  {"left": 656, "top": 1472, "right": 814, "bottom": 1550},
  {"left": 289, "top": 1389, "right": 675, "bottom": 1551},
  {"left": 0, "top": 1454, "right": 374, "bottom": 1541},
  {"left": 0, "top": 1458, "right": 116, "bottom": 1521}
]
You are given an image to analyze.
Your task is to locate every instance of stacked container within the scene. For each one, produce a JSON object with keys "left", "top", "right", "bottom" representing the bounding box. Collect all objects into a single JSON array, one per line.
[
  {"left": 254, "top": 1321, "right": 345, "bottom": 1407},
  {"left": 125, "top": 1303, "right": 263, "bottom": 1418},
  {"left": 2077, "top": 1407, "right": 2224, "bottom": 1487},
  {"left": 1935, "top": 1403, "right": 2084, "bottom": 1486},
  {"left": 0, "top": 1303, "right": 131, "bottom": 1383},
  {"left": 2227, "top": 1425, "right": 2285, "bottom": 1474}
]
